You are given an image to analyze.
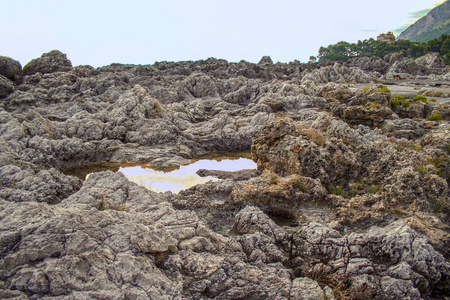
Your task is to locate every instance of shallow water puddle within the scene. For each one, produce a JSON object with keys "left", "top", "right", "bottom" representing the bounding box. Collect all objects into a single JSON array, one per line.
[
  {"left": 63, "top": 153, "right": 256, "bottom": 193},
  {"left": 121, "top": 156, "right": 256, "bottom": 193}
]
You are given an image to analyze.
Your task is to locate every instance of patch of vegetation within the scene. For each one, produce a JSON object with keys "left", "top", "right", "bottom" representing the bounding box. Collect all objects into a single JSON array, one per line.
[
  {"left": 153, "top": 100, "right": 161, "bottom": 112},
  {"left": 98, "top": 200, "right": 129, "bottom": 212},
  {"left": 412, "top": 95, "right": 428, "bottom": 104},
  {"left": 402, "top": 100, "right": 410, "bottom": 108},
  {"left": 295, "top": 180, "right": 307, "bottom": 192},
  {"left": 374, "top": 85, "right": 390, "bottom": 93},
  {"left": 330, "top": 185, "right": 344, "bottom": 196},
  {"left": 98, "top": 199, "right": 106, "bottom": 211},
  {"left": 396, "top": 140, "right": 422, "bottom": 152},
  {"left": 390, "top": 208, "right": 408, "bottom": 217},
  {"left": 310, "top": 266, "right": 373, "bottom": 300},
  {"left": 304, "top": 127, "right": 325, "bottom": 146},
  {"left": 362, "top": 86, "right": 370, "bottom": 92},
  {"left": 275, "top": 112, "right": 288, "bottom": 121},
  {"left": 367, "top": 101, "right": 381, "bottom": 109},
  {"left": 390, "top": 98, "right": 400, "bottom": 108},
  {"left": 428, "top": 197, "right": 449, "bottom": 213},
  {"left": 409, "top": 20, "right": 450, "bottom": 43},
  {"left": 114, "top": 204, "right": 129, "bottom": 212},
  {"left": 414, "top": 155, "right": 449, "bottom": 181},
  {"left": 367, "top": 185, "right": 381, "bottom": 194},
  {"left": 392, "top": 95, "right": 405, "bottom": 101},
  {"left": 317, "top": 34, "right": 450, "bottom": 64},
  {"left": 426, "top": 113, "right": 443, "bottom": 121},
  {"left": 426, "top": 90, "right": 445, "bottom": 97},
  {"left": 414, "top": 164, "right": 429, "bottom": 178},
  {"left": 270, "top": 176, "right": 279, "bottom": 185},
  {"left": 430, "top": 98, "right": 437, "bottom": 102}
]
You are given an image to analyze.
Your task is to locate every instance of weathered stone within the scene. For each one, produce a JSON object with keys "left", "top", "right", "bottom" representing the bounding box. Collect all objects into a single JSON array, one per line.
[
  {"left": 22, "top": 50, "right": 73, "bottom": 76},
  {"left": 258, "top": 55, "right": 274, "bottom": 66},
  {"left": 290, "top": 277, "right": 325, "bottom": 300},
  {"left": 0, "top": 75, "right": 14, "bottom": 98},
  {"left": 0, "top": 55, "right": 21, "bottom": 81}
]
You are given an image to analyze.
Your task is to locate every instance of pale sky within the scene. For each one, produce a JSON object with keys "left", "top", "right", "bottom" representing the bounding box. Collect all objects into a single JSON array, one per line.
[{"left": 1, "top": 0, "right": 444, "bottom": 68}]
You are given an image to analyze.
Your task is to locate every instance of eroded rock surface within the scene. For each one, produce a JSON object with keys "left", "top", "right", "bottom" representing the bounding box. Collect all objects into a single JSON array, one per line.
[{"left": 0, "top": 50, "right": 449, "bottom": 299}]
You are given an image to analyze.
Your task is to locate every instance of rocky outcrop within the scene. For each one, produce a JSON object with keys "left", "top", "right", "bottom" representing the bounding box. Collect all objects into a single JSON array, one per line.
[
  {"left": 0, "top": 56, "right": 21, "bottom": 81},
  {"left": 415, "top": 52, "right": 446, "bottom": 69},
  {"left": 0, "top": 50, "right": 449, "bottom": 299},
  {"left": 22, "top": 50, "right": 73, "bottom": 76},
  {"left": 346, "top": 56, "right": 390, "bottom": 74},
  {"left": 302, "top": 62, "right": 375, "bottom": 83}
]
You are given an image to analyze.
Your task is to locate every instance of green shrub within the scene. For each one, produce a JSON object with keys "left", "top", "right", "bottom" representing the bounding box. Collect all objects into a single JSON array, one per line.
[
  {"left": 270, "top": 176, "right": 279, "bottom": 185},
  {"left": 331, "top": 186, "right": 344, "bottom": 196},
  {"left": 402, "top": 100, "right": 410, "bottom": 107},
  {"left": 427, "top": 113, "right": 443, "bottom": 121},
  {"left": 362, "top": 86, "right": 370, "bottom": 92},
  {"left": 367, "top": 101, "right": 380, "bottom": 109},
  {"left": 430, "top": 98, "right": 437, "bottom": 102},
  {"left": 390, "top": 98, "right": 400, "bottom": 108},
  {"left": 374, "top": 85, "right": 390, "bottom": 93},
  {"left": 295, "top": 180, "right": 307, "bottom": 192},
  {"left": 413, "top": 95, "right": 428, "bottom": 103},
  {"left": 429, "top": 198, "right": 449, "bottom": 213},
  {"left": 392, "top": 95, "right": 405, "bottom": 101},
  {"left": 367, "top": 185, "right": 381, "bottom": 194}
]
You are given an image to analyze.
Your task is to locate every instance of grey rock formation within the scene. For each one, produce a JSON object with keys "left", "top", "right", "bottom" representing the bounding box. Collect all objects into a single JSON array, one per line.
[
  {"left": 387, "top": 58, "right": 422, "bottom": 75},
  {"left": 0, "top": 55, "right": 21, "bottom": 81},
  {"left": 22, "top": 50, "right": 73, "bottom": 76},
  {"left": 0, "top": 50, "right": 448, "bottom": 299},
  {"left": 346, "top": 56, "right": 389, "bottom": 74},
  {"left": 258, "top": 55, "right": 274, "bottom": 66},
  {"left": 415, "top": 52, "right": 446, "bottom": 69},
  {"left": 381, "top": 118, "right": 428, "bottom": 139},
  {"left": 0, "top": 75, "right": 14, "bottom": 98},
  {"left": 302, "top": 62, "right": 374, "bottom": 83}
]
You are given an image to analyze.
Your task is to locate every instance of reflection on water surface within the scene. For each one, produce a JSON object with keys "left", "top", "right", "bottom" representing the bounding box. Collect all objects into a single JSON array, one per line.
[
  {"left": 121, "top": 156, "right": 255, "bottom": 193},
  {"left": 63, "top": 153, "right": 256, "bottom": 193}
]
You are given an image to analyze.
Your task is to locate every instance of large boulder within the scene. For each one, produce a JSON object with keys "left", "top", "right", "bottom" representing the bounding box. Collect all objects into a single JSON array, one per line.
[
  {"left": 0, "top": 56, "right": 21, "bottom": 81},
  {"left": 22, "top": 50, "right": 73, "bottom": 76}
]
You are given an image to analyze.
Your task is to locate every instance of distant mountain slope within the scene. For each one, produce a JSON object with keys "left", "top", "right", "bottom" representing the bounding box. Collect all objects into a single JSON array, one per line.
[{"left": 398, "top": 0, "right": 450, "bottom": 42}]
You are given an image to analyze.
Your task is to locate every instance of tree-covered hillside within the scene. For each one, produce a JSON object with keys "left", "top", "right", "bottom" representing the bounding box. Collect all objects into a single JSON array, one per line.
[
  {"left": 398, "top": 0, "right": 449, "bottom": 42},
  {"left": 317, "top": 34, "right": 450, "bottom": 64},
  {"left": 409, "top": 20, "right": 450, "bottom": 42}
]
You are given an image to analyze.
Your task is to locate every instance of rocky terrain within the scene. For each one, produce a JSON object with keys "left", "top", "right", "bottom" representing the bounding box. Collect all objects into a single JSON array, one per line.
[{"left": 0, "top": 50, "right": 449, "bottom": 299}]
